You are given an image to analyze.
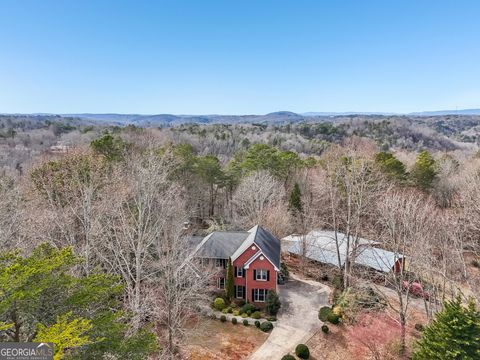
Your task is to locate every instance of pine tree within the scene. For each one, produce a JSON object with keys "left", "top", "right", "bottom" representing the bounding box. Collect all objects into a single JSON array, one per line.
[
  {"left": 413, "top": 296, "right": 480, "bottom": 360},
  {"left": 225, "top": 258, "right": 235, "bottom": 301},
  {"left": 266, "top": 290, "right": 281, "bottom": 316},
  {"left": 410, "top": 150, "right": 437, "bottom": 190},
  {"left": 288, "top": 182, "right": 303, "bottom": 215}
]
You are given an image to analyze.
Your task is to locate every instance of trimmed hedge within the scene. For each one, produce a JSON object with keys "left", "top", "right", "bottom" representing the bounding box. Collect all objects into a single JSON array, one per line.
[
  {"left": 281, "top": 355, "right": 295, "bottom": 360},
  {"left": 240, "top": 303, "right": 256, "bottom": 314},
  {"left": 260, "top": 321, "right": 273, "bottom": 332},
  {"left": 220, "top": 315, "right": 226, "bottom": 322},
  {"left": 318, "top": 306, "right": 332, "bottom": 321},
  {"left": 295, "top": 344, "right": 310, "bottom": 359},
  {"left": 213, "top": 297, "right": 226, "bottom": 311},
  {"left": 254, "top": 320, "right": 260, "bottom": 328},
  {"left": 327, "top": 312, "right": 340, "bottom": 325},
  {"left": 243, "top": 319, "right": 249, "bottom": 326},
  {"left": 251, "top": 311, "right": 261, "bottom": 319},
  {"left": 231, "top": 317, "right": 238, "bottom": 325},
  {"left": 321, "top": 324, "right": 329, "bottom": 334}
]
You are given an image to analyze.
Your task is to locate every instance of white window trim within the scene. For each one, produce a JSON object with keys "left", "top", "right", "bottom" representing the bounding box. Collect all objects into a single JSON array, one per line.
[
  {"left": 217, "top": 277, "right": 225, "bottom": 289},
  {"left": 253, "top": 289, "right": 266, "bottom": 302},
  {"left": 256, "top": 269, "right": 268, "bottom": 281},
  {"left": 236, "top": 266, "right": 244, "bottom": 277}
]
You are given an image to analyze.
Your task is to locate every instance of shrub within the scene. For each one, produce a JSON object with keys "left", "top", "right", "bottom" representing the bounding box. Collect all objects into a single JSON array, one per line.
[
  {"left": 332, "top": 274, "right": 343, "bottom": 290},
  {"left": 281, "top": 355, "right": 295, "bottom": 360},
  {"left": 327, "top": 312, "right": 340, "bottom": 325},
  {"left": 295, "top": 344, "right": 310, "bottom": 359},
  {"left": 260, "top": 321, "right": 273, "bottom": 332},
  {"left": 232, "top": 310, "right": 240, "bottom": 316},
  {"left": 254, "top": 320, "right": 260, "bottom": 328},
  {"left": 267, "top": 316, "right": 277, "bottom": 322},
  {"left": 280, "top": 262, "right": 289, "bottom": 278},
  {"left": 321, "top": 324, "right": 329, "bottom": 334},
  {"left": 241, "top": 313, "right": 248, "bottom": 318},
  {"left": 243, "top": 319, "right": 249, "bottom": 326},
  {"left": 221, "top": 308, "right": 229, "bottom": 314},
  {"left": 247, "top": 310, "right": 252, "bottom": 316},
  {"left": 318, "top": 306, "right": 332, "bottom": 321},
  {"left": 266, "top": 290, "right": 281, "bottom": 315},
  {"left": 231, "top": 317, "right": 237, "bottom": 325},
  {"left": 251, "top": 311, "right": 261, "bottom": 319},
  {"left": 227, "top": 307, "right": 233, "bottom": 313},
  {"left": 213, "top": 298, "right": 225, "bottom": 311},
  {"left": 240, "top": 303, "right": 256, "bottom": 314},
  {"left": 220, "top": 315, "right": 226, "bottom": 322}
]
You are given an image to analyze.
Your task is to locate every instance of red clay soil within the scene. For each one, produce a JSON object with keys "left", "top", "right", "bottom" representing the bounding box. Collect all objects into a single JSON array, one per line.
[{"left": 183, "top": 319, "right": 268, "bottom": 360}]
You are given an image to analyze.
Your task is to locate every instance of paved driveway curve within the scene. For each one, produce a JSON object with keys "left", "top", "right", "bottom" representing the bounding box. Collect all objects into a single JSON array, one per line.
[{"left": 249, "top": 274, "right": 330, "bottom": 360}]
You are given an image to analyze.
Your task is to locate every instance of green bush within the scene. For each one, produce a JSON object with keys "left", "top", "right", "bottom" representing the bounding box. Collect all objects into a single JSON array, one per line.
[
  {"left": 318, "top": 306, "right": 332, "bottom": 321},
  {"left": 327, "top": 312, "right": 340, "bottom": 325},
  {"left": 232, "top": 310, "right": 240, "bottom": 316},
  {"left": 321, "top": 324, "right": 329, "bottom": 334},
  {"left": 266, "top": 290, "right": 281, "bottom": 315},
  {"left": 295, "top": 344, "right": 310, "bottom": 359},
  {"left": 267, "top": 316, "right": 277, "bottom": 322},
  {"left": 281, "top": 355, "right": 295, "bottom": 360},
  {"left": 220, "top": 315, "right": 226, "bottom": 322},
  {"left": 243, "top": 319, "right": 249, "bottom": 326},
  {"left": 231, "top": 317, "right": 237, "bottom": 325},
  {"left": 332, "top": 274, "right": 343, "bottom": 290},
  {"left": 221, "top": 308, "right": 229, "bottom": 314},
  {"left": 241, "top": 313, "right": 248, "bottom": 318},
  {"left": 254, "top": 320, "right": 260, "bottom": 328},
  {"left": 227, "top": 307, "right": 233, "bottom": 313},
  {"left": 213, "top": 297, "right": 225, "bottom": 311},
  {"left": 240, "top": 303, "right": 256, "bottom": 314},
  {"left": 251, "top": 311, "right": 261, "bottom": 319},
  {"left": 260, "top": 321, "right": 273, "bottom": 332}
]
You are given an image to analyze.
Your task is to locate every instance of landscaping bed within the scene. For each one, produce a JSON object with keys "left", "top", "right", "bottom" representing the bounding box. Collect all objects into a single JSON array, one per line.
[{"left": 184, "top": 318, "right": 269, "bottom": 360}]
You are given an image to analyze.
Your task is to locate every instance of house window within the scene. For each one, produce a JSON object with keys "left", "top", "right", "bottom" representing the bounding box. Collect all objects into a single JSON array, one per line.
[
  {"left": 215, "top": 259, "right": 227, "bottom": 268},
  {"left": 217, "top": 277, "right": 225, "bottom": 289},
  {"left": 201, "top": 258, "right": 209, "bottom": 266},
  {"left": 236, "top": 266, "right": 244, "bottom": 277},
  {"left": 256, "top": 269, "right": 268, "bottom": 281},
  {"left": 253, "top": 289, "right": 267, "bottom": 302},
  {"left": 235, "top": 285, "right": 245, "bottom": 299}
]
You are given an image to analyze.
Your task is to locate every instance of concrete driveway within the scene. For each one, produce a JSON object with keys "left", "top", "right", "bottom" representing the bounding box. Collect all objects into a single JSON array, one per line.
[{"left": 249, "top": 273, "right": 330, "bottom": 360}]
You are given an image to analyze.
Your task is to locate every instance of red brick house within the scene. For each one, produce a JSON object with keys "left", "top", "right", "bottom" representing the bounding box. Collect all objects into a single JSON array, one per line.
[{"left": 193, "top": 225, "right": 281, "bottom": 306}]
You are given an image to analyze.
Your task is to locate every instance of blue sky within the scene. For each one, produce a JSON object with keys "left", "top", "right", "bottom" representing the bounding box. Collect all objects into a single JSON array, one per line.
[{"left": 1, "top": 0, "right": 480, "bottom": 114}]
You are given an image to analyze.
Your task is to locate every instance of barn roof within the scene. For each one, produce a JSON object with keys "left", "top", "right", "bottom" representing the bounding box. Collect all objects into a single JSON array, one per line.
[{"left": 281, "top": 229, "right": 403, "bottom": 273}]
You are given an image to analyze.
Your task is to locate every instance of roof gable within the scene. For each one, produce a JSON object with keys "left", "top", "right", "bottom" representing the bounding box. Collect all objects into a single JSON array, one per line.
[{"left": 231, "top": 225, "right": 281, "bottom": 269}]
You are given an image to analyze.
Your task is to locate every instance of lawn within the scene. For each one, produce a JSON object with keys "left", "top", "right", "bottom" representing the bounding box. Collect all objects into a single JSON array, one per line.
[{"left": 183, "top": 318, "right": 269, "bottom": 360}]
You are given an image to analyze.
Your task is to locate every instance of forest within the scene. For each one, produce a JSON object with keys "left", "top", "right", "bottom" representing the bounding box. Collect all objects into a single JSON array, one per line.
[{"left": 0, "top": 114, "right": 479, "bottom": 359}]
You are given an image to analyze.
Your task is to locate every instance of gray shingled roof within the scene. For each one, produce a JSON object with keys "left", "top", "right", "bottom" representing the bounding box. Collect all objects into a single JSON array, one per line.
[
  {"left": 187, "top": 235, "right": 205, "bottom": 249},
  {"left": 195, "top": 231, "right": 249, "bottom": 259},
  {"left": 253, "top": 226, "right": 281, "bottom": 269}
]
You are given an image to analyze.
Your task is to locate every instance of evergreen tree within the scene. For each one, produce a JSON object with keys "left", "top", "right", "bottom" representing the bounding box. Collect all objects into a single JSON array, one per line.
[
  {"left": 225, "top": 258, "right": 235, "bottom": 301},
  {"left": 413, "top": 296, "right": 480, "bottom": 360},
  {"left": 374, "top": 152, "right": 407, "bottom": 181},
  {"left": 266, "top": 290, "right": 281, "bottom": 316},
  {"left": 410, "top": 150, "right": 437, "bottom": 190},
  {"left": 288, "top": 182, "right": 303, "bottom": 215}
]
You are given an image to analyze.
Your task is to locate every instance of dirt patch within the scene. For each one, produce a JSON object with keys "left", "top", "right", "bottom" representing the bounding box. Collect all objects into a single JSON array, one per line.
[{"left": 183, "top": 318, "right": 268, "bottom": 360}]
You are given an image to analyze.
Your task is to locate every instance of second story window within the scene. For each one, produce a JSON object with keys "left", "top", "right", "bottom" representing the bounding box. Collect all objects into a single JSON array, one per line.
[
  {"left": 236, "top": 266, "right": 244, "bottom": 277},
  {"left": 256, "top": 269, "right": 268, "bottom": 281}
]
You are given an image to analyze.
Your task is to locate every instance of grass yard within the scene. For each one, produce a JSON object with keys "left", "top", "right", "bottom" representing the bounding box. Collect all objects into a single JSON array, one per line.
[{"left": 183, "top": 318, "right": 269, "bottom": 360}]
